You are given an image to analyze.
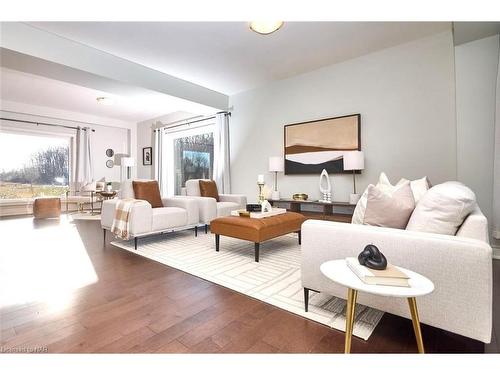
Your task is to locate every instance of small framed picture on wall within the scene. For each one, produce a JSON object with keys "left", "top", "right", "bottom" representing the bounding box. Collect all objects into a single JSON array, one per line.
[{"left": 142, "top": 147, "right": 152, "bottom": 165}]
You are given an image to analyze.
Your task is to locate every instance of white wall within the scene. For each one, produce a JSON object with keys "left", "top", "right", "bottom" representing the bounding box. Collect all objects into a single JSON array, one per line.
[
  {"left": 0, "top": 101, "right": 135, "bottom": 182},
  {"left": 495, "top": 43, "right": 500, "bottom": 244},
  {"left": 136, "top": 120, "right": 154, "bottom": 179},
  {"left": 455, "top": 35, "right": 500, "bottom": 236},
  {"left": 136, "top": 111, "right": 197, "bottom": 179},
  {"left": 90, "top": 125, "right": 130, "bottom": 182},
  {"left": 229, "top": 32, "right": 457, "bottom": 203}
]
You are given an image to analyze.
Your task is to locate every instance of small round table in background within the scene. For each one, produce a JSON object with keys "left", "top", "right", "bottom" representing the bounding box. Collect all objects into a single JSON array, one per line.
[
  {"left": 97, "top": 190, "right": 117, "bottom": 200},
  {"left": 320, "top": 259, "right": 434, "bottom": 354},
  {"left": 95, "top": 191, "right": 117, "bottom": 214}
]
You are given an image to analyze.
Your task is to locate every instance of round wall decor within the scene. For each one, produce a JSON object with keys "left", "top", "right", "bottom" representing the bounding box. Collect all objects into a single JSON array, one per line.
[
  {"left": 106, "top": 160, "right": 114, "bottom": 168},
  {"left": 106, "top": 148, "right": 114, "bottom": 157}
]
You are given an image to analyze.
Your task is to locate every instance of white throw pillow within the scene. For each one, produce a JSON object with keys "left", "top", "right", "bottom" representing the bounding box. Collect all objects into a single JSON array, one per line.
[
  {"left": 185, "top": 179, "right": 202, "bottom": 196},
  {"left": 397, "top": 176, "right": 430, "bottom": 204},
  {"left": 351, "top": 192, "right": 368, "bottom": 224},
  {"left": 406, "top": 181, "right": 476, "bottom": 235},
  {"left": 118, "top": 180, "right": 134, "bottom": 199},
  {"left": 81, "top": 180, "right": 96, "bottom": 192},
  {"left": 352, "top": 173, "right": 430, "bottom": 224},
  {"left": 352, "top": 172, "right": 402, "bottom": 224},
  {"left": 363, "top": 181, "right": 415, "bottom": 229}
]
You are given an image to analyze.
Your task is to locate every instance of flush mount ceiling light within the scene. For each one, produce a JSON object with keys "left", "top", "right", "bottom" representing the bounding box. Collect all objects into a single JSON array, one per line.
[
  {"left": 249, "top": 21, "right": 284, "bottom": 35},
  {"left": 96, "top": 97, "right": 114, "bottom": 106}
]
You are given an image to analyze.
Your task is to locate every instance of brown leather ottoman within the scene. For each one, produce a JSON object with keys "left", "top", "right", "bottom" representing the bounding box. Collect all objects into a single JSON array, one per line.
[
  {"left": 33, "top": 197, "right": 61, "bottom": 219},
  {"left": 210, "top": 212, "right": 306, "bottom": 262}
]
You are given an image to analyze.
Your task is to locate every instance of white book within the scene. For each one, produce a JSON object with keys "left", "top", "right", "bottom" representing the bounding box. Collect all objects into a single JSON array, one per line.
[{"left": 345, "top": 257, "right": 410, "bottom": 287}]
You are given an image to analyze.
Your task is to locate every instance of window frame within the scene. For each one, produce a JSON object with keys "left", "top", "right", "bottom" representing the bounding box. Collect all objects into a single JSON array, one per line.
[
  {"left": 163, "top": 121, "right": 215, "bottom": 196},
  {"left": 0, "top": 125, "right": 73, "bottom": 201}
]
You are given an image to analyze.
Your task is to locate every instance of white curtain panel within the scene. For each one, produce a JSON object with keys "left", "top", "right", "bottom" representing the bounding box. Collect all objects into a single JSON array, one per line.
[
  {"left": 213, "top": 112, "right": 231, "bottom": 194},
  {"left": 74, "top": 127, "right": 93, "bottom": 190},
  {"left": 493, "top": 44, "right": 500, "bottom": 240},
  {"left": 154, "top": 127, "right": 166, "bottom": 196}
]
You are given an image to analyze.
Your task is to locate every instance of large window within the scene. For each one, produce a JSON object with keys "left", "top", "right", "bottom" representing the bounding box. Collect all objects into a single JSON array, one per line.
[
  {"left": 165, "top": 123, "right": 214, "bottom": 195},
  {"left": 0, "top": 132, "right": 70, "bottom": 199}
]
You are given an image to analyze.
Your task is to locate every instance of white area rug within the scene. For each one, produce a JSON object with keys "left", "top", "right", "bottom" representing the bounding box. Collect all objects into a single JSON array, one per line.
[{"left": 111, "top": 231, "right": 384, "bottom": 340}]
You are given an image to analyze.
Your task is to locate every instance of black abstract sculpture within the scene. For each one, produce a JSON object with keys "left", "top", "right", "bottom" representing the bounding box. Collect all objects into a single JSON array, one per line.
[{"left": 358, "top": 244, "right": 387, "bottom": 270}]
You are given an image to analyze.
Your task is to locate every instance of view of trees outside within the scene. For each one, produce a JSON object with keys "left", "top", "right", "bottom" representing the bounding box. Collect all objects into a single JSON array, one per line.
[
  {"left": 0, "top": 133, "right": 70, "bottom": 199},
  {"left": 173, "top": 132, "right": 214, "bottom": 195}
]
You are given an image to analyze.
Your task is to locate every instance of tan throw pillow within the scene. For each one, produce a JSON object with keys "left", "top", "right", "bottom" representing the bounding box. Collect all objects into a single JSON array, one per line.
[
  {"left": 132, "top": 180, "right": 163, "bottom": 208},
  {"left": 406, "top": 181, "right": 476, "bottom": 235},
  {"left": 199, "top": 180, "right": 220, "bottom": 201},
  {"left": 352, "top": 172, "right": 399, "bottom": 224},
  {"left": 363, "top": 181, "right": 415, "bottom": 229}
]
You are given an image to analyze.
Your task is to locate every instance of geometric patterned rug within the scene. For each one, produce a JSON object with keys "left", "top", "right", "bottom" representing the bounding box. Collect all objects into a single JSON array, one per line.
[{"left": 111, "top": 230, "right": 384, "bottom": 340}]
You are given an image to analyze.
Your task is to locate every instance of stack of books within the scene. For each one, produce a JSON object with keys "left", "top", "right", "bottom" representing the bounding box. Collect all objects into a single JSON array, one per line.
[{"left": 346, "top": 257, "right": 410, "bottom": 287}]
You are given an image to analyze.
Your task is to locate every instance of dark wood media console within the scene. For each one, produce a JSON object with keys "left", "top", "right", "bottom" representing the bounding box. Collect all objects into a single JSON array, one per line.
[{"left": 268, "top": 199, "right": 355, "bottom": 223}]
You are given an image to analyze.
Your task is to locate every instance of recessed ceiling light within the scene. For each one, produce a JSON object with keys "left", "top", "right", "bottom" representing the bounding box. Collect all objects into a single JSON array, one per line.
[
  {"left": 249, "top": 21, "right": 284, "bottom": 35},
  {"left": 96, "top": 97, "right": 114, "bottom": 106}
]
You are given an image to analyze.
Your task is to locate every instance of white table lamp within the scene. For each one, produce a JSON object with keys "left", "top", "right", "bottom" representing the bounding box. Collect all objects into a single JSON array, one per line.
[
  {"left": 122, "top": 157, "right": 135, "bottom": 180},
  {"left": 268, "top": 156, "right": 284, "bottom": 200},
  {"left": 343, "top": 151, "right": 364, "bottom": 204}
]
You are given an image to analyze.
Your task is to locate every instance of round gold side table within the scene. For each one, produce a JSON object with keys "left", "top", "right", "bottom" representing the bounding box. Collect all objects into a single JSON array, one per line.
[{"left": 320, "top": 259, "right": 434, "bottom": 354}]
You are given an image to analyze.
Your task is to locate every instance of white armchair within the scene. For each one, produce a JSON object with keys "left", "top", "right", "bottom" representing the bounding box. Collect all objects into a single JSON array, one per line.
[
  {"left": 179, "top": 179, "right": 247, "bottom": 231},
  {"left": 301, "top": 206, "right": 493, "bottom": 343},
  {"left": 101, "top": 180, "right": 199, "bottom": 249}
]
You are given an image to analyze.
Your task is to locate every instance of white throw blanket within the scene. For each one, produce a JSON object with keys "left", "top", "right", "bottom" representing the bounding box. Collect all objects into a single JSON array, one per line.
[{"left": 111, "top": 198, "right": 143, "bottom": 240}]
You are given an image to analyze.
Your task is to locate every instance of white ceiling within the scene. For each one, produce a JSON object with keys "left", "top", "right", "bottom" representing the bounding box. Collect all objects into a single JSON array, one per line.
[
  {"left": 27, "top": 22, "right": 451, "bottom": 95},
  {"left": 453, "top": 22, "right": 500, "bottom": 45},
  {"left": 0, "top": 67, "right": 205, "bottom": 122}
]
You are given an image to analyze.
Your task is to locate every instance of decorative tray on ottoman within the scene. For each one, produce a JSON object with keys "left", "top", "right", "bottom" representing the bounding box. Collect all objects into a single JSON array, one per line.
[{"left": 231, "top": 207, "right": 287, "bottom": 219}]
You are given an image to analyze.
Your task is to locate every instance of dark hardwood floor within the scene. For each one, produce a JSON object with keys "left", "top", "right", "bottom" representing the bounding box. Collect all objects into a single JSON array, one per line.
[{"left": 0, "top": 215, "right": 498, "bottom": 353}]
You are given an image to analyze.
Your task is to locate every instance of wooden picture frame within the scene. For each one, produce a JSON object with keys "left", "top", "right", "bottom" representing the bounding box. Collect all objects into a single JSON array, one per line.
[
  {"left": 284, "top": 114, "right": 361, "bottom": 175},
  {"left": 142, "top": 147, "right": 152, "bottom": 166}
]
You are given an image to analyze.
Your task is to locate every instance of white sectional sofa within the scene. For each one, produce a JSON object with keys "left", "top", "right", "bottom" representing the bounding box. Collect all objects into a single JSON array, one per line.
[
  {"left": 101, "top": 180, "right": 199, "bottom": 249},
  {"left": 301, "top": 206, "right": 493, "bottom": 343}
]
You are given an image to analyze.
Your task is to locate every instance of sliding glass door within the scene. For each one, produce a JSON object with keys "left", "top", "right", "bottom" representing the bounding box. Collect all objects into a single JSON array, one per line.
[{"left": 164, "top": 122, "right": 215, "bottom": 196}]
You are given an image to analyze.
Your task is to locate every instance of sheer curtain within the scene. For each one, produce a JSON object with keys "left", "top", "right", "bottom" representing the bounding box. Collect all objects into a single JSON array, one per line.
[
  {"left": 493, "top": 43, "right": 500, "bottom": 240},
  {"left": 154, "top": 127, "right": 166, "bottom": 196},
  {"left": 74, "top": 127, "right": 93, "bottom": 190},
  {"left": 213, "top": 112, "right": 231, "bottom": 194}
]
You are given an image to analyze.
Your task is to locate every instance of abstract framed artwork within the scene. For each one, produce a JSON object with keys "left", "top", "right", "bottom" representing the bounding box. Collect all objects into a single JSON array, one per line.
[
  {"left": 284, "top": 114, "right": 361, "bottom": 175},
  {"left": 142, "top": 147, "right": 152, "bottom": 166}
]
